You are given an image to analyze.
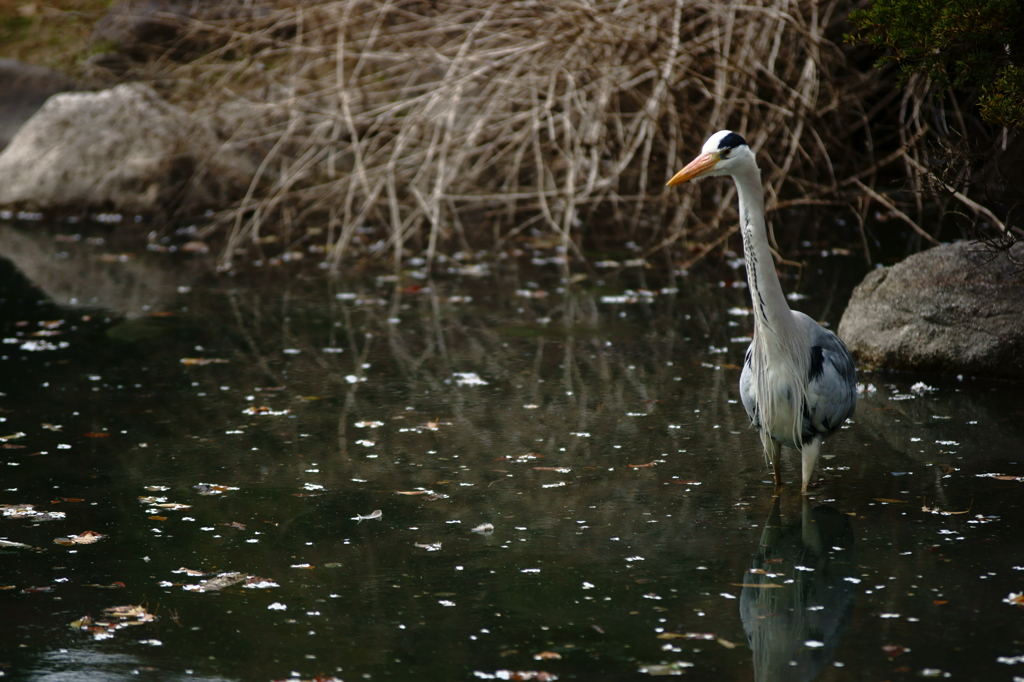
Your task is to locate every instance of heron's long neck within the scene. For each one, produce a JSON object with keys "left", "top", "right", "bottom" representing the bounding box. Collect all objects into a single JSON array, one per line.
[{"left": 734, "top": 163, "right": 793, "bottom": 340}]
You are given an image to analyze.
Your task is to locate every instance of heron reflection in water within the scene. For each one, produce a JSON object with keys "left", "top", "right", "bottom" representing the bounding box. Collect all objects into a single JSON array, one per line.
[{"left": 740, "top": 497, "right": 856, "bottom": 681}]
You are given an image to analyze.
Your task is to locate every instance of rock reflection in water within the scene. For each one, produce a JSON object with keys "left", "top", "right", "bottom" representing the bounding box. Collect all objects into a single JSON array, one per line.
[{"left": 740, "top": 497, "right": 855, "bottom": 682}]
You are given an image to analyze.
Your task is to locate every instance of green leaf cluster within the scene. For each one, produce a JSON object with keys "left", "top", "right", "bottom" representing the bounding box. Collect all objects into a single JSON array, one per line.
[{"left": 848, "top": 0, "right": 1024, "bottom": 127}]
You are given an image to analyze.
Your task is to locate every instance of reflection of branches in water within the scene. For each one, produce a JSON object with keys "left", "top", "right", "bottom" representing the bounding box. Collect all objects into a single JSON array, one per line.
[{"left": 183, "top": 271, "right": 759, "bottom": 530}]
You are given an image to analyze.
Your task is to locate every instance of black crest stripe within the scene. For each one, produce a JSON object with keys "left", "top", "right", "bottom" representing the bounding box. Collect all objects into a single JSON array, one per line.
[{"left": 718, "top": 132, "right": 747, "bottom": 150}]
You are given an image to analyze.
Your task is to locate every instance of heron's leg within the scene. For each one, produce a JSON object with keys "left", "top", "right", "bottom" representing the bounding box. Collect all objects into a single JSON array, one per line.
[
  {"left": 759, "top": 495, "right": 783, "bottom": 548},
  {"left": 800, "top": 438, "right": 822, "bottom": 494},
  {"left": 765, "top": 437, "right": 782, "bottom": 489},
  {"left": 800, "top": 495, "right": 823, "bottom": 552}
]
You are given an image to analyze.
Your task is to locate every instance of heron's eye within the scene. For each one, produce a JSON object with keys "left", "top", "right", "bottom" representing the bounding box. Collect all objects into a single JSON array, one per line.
[{"left": 720, "top": 149, "right": 731, "bottom": 159}]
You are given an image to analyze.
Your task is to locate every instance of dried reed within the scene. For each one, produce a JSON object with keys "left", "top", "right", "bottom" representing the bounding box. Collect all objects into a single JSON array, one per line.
[{"left": 125, "top": 0, "right": 1008, "bottom": 269}]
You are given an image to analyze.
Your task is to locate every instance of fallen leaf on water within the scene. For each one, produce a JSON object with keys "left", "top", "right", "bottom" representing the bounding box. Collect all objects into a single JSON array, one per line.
[
  {"left": 0, "top": 539, "right": 34, "bottom": 549},
  {"left": 55, "top": 530, "right": 105, "bottom": 546},
  {"left": 148, "top": 516, "right": 167, "bottom": 521},
  {"left": 638, "top": 661, "right": 693, "bottom": 675},
  {"left": 104, "top": 604, "right": 153, "bottom": 620},
  {"left": 351, "top": 510, "right": 382, "bottom": 522},
  {"left": 193, "top": 483, "right": 239, "bottom": 495},
  {"left": 242, "top": 406, "right": 290, "bottom": 416},
  {"left": 471, "top": 672, "right": 557, "bottom": 681},
  {"left": 60, "top": 497, "right": 85, "bottom": 503},
  {"left": 471, "top": 523, "right": 494, "bottom": 534},
  {"left": 82, "top": 433, "right": 110, "bottom": 438},
  {"left": 2, "top": 504, "right": 66, "bottom": 521},
  {"left": 182, "top": 572, "right": 249, "bottom": 592},
  {"left": 933, "top": 600, "right": 948, "bottom": 605},
  {"left": 1003, "top": 592, "right": 1024, "bottom": 607},
  {"left": 414, "top": 542, "right": 442, "bottom": 551},
  {"left": 41, "top": 423, "right": 62, "bottom": 432},
  {"left": 172, "top": 567, "right": 206, "bottom": 576},
  {"left": 533, "top": 652, "right": 562, "bottom": 660},
  {"left": 921, "top": 499, "right": 972, "bottom": 515},
  {"left": 154, "top": 503, "right": 191, "bottom": 510},
  {"left": 882, "top": 644, "right": 910, "bottom": 658},
  {"left": 873, "top": 498, "right": 905, "bottom": 504},
  {"left": 22, "top": 586, "right": 53, "bottom": 593},
  {"left": 0, "top": 432, "right": 26, "bottom": 442},
  {"left": 221, "top": 521, "right": 247, "bottom": 530},
  {"left": 180, "top": 358, "right": 230, "bottom": 366},
  {"left": 976, "top": 473, "right": 1024, "bottom": 482},
  {"left": 84, "top": 582, "right": 126, "bottom": 589},
  {"left": 496, "top": 453, "right": 543, "bottom": 464},
  {"left": 656, "top": 632, "right": 715, "bottom": 641},
  {"left": 533, "top": 467, "right": 572, "bottom": 473},
  {"left": 394, "top": 490, "right": 431, "bottom": 496},
  {"left": 628, "top": 462, "right": 657, "bottom": 468},
  {"left": 716, "top": 638, "right": 737, "bottom": 649}
]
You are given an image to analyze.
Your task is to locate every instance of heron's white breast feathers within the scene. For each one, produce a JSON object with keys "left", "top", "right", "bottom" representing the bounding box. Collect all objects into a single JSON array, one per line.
[{"left": 748, "top": 313, "right": 813, "bottom": 450}]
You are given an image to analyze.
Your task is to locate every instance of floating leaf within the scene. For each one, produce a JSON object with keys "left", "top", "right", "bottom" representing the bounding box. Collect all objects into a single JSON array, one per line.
[
  {"left": 0, "top": 539, "right": 34, "bottom": 549},
  {"left": 638, "top": 661, "right": 693, "bottom": 676},
  {"left": 55, "top": 530, "right": 105, "bottom": 546},
  {"left": 657, "top": 632, "right": 715, "bottom": 641},
  {"left": 351, "top": 510, "right": 382, "bottom": 522},
  {"left": 628, "top": 462, "right": 656, "bottom": 468},
  {"left": 242, "top": 406, "right": 290, "bottom": 416},
  {"left": 103, "top": 604, "right": 153, "bottom": 620},
  {"left": 533, "top": 652, "right": 562, "bottom": 660},
  {"left": 180, "top": 358, "right": 230, "bottom": 366},
  {"left": 193, "top": 483, "right": 239, "bottom": 495},
  {"left": 471, "top": 671, "right": 557, "bottom": 681},
  {"left": 183, "top": 572, "right": 249, "bottom": 592},
  {"left": 2, "top": 504, "right": 66, "bottom": 521},
  {"left": 1003, "top": 592, "right": 1024, "bottom": 607}
]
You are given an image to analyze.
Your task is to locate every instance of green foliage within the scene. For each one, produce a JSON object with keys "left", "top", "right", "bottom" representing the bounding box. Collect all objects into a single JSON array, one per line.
[{"left": 849, "top": 0, "right": 1024, "bottom": 127}]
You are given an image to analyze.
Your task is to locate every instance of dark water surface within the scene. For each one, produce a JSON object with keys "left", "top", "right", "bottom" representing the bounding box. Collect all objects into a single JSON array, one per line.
[{"left": 1, "top": 227, "right": 1022, "bottom": 682}]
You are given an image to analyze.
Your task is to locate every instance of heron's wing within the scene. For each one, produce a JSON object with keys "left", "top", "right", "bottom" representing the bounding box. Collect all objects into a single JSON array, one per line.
[
  {"left": 739, "top": 343, "right": 758, "bottom": 427},
  {"left": 804, "top": 325, "right": 857, "bottom": 440}
]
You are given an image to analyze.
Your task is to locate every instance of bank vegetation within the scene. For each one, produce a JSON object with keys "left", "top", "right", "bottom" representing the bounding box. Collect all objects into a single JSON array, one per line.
[{"left": 5, "top": 0, "right": 1022, "bottom": 268}]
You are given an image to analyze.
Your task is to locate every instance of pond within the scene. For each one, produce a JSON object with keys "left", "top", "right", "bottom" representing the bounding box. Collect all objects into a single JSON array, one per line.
[{"left": 1, "top": 224, "right": 1022, "bottom": 682}]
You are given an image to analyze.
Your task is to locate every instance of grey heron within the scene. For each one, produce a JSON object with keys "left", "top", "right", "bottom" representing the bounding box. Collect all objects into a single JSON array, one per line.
[{"left": 667, "top": 130, "right": 857, "bottom": 492}]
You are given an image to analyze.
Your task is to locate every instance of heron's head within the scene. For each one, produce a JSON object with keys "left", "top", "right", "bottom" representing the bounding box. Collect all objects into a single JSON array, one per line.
[{"left": 666, "top": 130, "right": 752, "bottom": 186}]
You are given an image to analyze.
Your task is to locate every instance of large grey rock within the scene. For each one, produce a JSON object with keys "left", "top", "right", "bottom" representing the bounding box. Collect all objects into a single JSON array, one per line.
[
  {"left": 838, "top": 240, "right": 1024, "bottom": 379},
  {"left": 0, "top": 59, "right": 76, "bottom": 151},
  {"left": 0, "top": 83, "right": 256, "bottom": 216}
]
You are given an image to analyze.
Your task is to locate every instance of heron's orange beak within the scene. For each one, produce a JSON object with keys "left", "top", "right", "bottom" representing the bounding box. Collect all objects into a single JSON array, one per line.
[{"left": 667, "top": 152, "right": 718, "bottom": 186}]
